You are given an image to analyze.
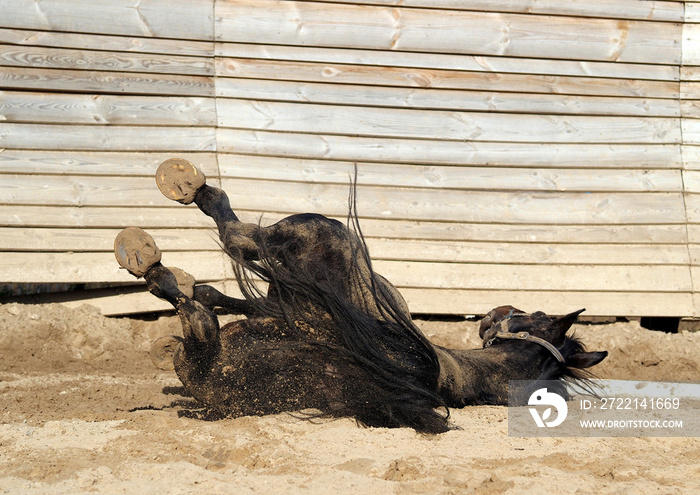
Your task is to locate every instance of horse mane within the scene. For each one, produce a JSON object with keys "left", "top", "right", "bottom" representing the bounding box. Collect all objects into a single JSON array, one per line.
[
  {"left": 225, "top": 174, "right": 450, "bottom": 433},
  {"left": 558, "top": 334, "right": 603, "bottom": 396}
]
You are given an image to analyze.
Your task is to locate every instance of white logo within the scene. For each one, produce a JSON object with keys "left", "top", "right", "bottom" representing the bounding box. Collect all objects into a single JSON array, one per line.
[{"left": 528, "top": 388, "right": 568, "bottom": 427}]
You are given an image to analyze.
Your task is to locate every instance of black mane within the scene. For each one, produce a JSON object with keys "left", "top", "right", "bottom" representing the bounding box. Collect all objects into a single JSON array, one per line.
[{"left": 226, "top": 184, "right": 450, "bottom": 433}]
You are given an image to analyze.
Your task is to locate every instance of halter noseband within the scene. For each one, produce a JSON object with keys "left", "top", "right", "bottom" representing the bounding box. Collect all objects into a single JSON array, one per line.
[{"left": 482, "top": 313, "right": 566, "bottom": 364}]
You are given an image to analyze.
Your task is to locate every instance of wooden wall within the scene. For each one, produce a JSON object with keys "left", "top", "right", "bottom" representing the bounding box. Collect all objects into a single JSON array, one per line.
[{"left": 0, "top": 0, "right": 697, "bottom": 317}]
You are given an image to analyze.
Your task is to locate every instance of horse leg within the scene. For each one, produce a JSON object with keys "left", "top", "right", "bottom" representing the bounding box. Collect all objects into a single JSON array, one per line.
[
  {"left": 155, "top": 158, "right": 412, "bottom": 323},
  {"left": 114, "top": 227, "right": 220, "bottom": 368},
  {"left": 156, "top": 158, "right": 261, "bottom": 263},
  {"left": 192, "top": 284, "right": 255, "bottom": 315}
]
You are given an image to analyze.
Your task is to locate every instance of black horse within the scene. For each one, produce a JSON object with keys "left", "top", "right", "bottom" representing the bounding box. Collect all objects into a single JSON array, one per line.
[{"left": 114, "top": 159, "right": 607, "bottom": 433}]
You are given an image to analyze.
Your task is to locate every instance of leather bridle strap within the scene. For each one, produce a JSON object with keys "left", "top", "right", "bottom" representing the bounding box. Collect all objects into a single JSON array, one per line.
[{"left": 482, "top": 318, "right": 566, "bottom": 364}]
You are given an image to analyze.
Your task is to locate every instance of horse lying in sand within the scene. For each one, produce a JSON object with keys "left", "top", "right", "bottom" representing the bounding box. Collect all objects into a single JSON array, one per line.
[{"left": 114, "top": 159, "right": 607, "bottom": 433}]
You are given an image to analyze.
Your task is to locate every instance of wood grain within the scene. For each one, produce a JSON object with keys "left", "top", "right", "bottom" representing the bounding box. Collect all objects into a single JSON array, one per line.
[
  {"left": 0, "top": 0, "right": 695, "bottom": 318},
  {"left": 0, "top": 44, "right": 214, "bottom": 76},
  {"left": 217, "top": 58, "right": 680, "bottom": 99},
  {"left": 305, "top": 0, "right": 684, "bottom": 22},
  {"left": 55, "top": 285, "right": 693, "bottom": 317},
  {"left": 0, "top": 0, "right": 214, "bottom": 40},
  {"left": 216, "top": 78, "right": 680, "bottom": 117},
  {"left": 0, "top": 150, "right": 220, "bottom": 177},
  {"left": 217, "top": 99, "right": 681, "bottom": 144},
  {"left": 374, "top": 260, "right": 691, "bottom": 292},
  {"left": 0, "top": 124, "right": 216, "bottom": 151},
  {"left": 220, "top": 42, "right": 680, "bottom": 81},
  {"left": 218, "top": 129, "right": 683, "bottom": 168},
  {"left": 0, "top": 206, "right": 685, "bottom": 244},
  {"left": 218, "top": 155, "right": 683, "bottom": 192},
  {"left": 0, "top": 227, "right": 686, "bottom": 265},
  {"left": 0, "top": 251, "right": 233, "bottom": 283},
  {"left": 207, "top": 179, "right": 688, "bottom": 225},
  {"left": 397, "top": 288, "right": 693, "bottom": 317},
  {"left": 0, "top": 92, "right": 216, "bottom": 126},
  {"left": 0, "top": 67, "right": 215, "bottom": 96},
  {"left": 0, "top": 28, "right": 213, "bottom": 57},
  {"left": 216, "top": 0, "right": 681, "bottom": 64}
]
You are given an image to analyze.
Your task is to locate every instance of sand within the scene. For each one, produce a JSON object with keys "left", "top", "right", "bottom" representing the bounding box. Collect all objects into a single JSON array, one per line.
[{"left": 1, "top": 302, "right": 699, "bottom": 494}]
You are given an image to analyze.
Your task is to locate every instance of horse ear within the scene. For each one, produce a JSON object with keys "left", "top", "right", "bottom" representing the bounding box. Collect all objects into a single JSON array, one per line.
[
  {"left": 567, "top": 350, "right": 608, "bottom": 369},
  {"left": 550, "top": 308, "right": 585, "bottom": 342}
]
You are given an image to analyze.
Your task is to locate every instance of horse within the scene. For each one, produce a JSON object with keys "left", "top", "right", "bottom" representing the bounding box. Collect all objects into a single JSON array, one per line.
[{"left": 114, "top": 158, "right": 607, "bottom": 433}]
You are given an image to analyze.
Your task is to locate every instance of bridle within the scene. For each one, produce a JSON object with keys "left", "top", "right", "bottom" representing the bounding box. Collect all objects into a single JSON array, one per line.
[{"left": 481, "top": 312, "right": 566, "bottom": 364}]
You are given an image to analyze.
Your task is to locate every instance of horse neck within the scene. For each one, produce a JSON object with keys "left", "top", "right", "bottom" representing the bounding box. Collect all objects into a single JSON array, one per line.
[{"left": 432, "top": 343, "right": 553, "bottom": 407}]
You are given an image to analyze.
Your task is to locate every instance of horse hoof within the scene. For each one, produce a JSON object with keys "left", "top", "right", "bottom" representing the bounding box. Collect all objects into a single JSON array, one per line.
[
  {"left": 150, "top": 335, "right": 182, "bottom": 370},
  {"left": 156, "top": 158, "right": 206, "bottom": 205},
  {"left": 114, "top": 227, "right": 162, "bottom": 277},
  {"left": 166, "top": 266, "right": 195, "bottom": 299}
]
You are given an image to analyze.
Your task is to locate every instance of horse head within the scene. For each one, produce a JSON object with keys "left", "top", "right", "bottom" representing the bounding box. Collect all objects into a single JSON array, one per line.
[{"left": 479, "top": 305, "right": 608, "bottom": 371}]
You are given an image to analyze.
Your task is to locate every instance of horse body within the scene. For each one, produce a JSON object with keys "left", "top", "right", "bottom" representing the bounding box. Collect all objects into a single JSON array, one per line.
[{"left": 115, "top": 159, "right": 607, "bottom": 433}]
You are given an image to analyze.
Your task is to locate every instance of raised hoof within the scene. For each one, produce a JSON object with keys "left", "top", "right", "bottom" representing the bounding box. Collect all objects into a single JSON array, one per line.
[
  {"left": 156, "top": 158, "right": 206, "bottom": 205},
  {"left": 150, "top": 335, "right": 182, "bottom": 370},
  {"left": 166, "top": 266, "right": 195, "bottom": 299},
  {"left": 114, "top": 227, "right": 162, "bottom": 277}
]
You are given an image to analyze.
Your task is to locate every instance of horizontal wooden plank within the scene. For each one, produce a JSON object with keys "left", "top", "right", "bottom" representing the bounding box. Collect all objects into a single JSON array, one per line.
[
  {"left": 367, "top": 239, "right": 689, "bottom": 265},
  {"left": 682, "top": 100, "right": 700, "bottom": 118},
  {"left": 0, "top": 251, "right": 233, "bottom": 284},
  {"left": 684, "top": 145, "right": 700, "bottom": 170},
  {"left": 0, "top": 124, "right": 217, "bottom": 151},
  {"left": 374, "top": 260, "right": 692, "bottom": 292},
  {"left": 217, "top": 78, "right": 680, "bottom": 117},
  {"left": 0, "top": 44, "right": 214, "bottom": 76},
  {"left": 694, "top": 293, "right": 700, "bottom": 319},
  {"left": 219, "top": 129, "right": 683, "bottom": 168},
  {"left": 0, "top": 0, "right": 214, "bottom": 41},
  {"left": 683, "top": 119, "right": 700, "bottom": 145},
  {"left": 217, "top": 58, "right": 679, "bottom": 99},
  {"left": 686, "top": 2, "right": 700, "bottom": 23},
  {"left": 355, "top": 222, "right": 688, "bottom": 245},
  {"left": 308, "top": 0, "right": 684, "bottom": 22},
  {"left": 0, "top": 92, "right": 216, "bottom": 126},
  {"left": 683, "top": 24, "right": 700, "bottom": 66},
  {"left": 0, "top": 206, "right": 685, "bottom": 244},
  {"left": 0, "top": 67, "right": 215, "bottom": 97},
  {"left": 3, "top": 175, "right": 681, "bottom": 224},
  {"left": 213, "top": 179, "right": 687, "bottom": 224},
  {"left": 0, "top": 227, "right": 686, "bottom": 266},
  {"left": 0, "top": 205, "right": 218, "bottom": 229},
  {"left": 0, "top": 228, "right": 221, "bottom": 252},
  {"left": 0, "top": 175, "right": 177, "bottom": 207},
  {"left": 218, "top": 155, "right": 683, "bottom": 192},
  {"left": 219, "top": 43, "right": 680, "bottom": 82},
  {"left": 0, "top": 174, "right": 680, "bottom": 222},
  {"left": 0, "top": 28, "right": 213, "bottom": 57},
  {"left": 681, "top": 66, "right": 700, "bottom": 82},
  {"left": 0, "top": 250, "right": 690, "bottom": 291},
  {"left": 682, "top": 82, "right": 700, "bottom": 102},
  {"left": 682, "top": 171, "right": 700, "bottom": 193},
  {"left": 216, "top": 0, "right": 682, "bottom": 64},
  {"left": 397, "top": 288, "right": 694, "bottom": 317},
  {"left": 218, "top": 99, "right": 682, "bottom": 144},
  {"left": 687, "top": 245, "right": 700, "bottom": 265},
  {"left": 0, "top": 151, "right": 220, "bottom": 177},
  {"left": 690, "top": 268, "right": 700, "bottom": 293},
  {"left": 52, "top": 285, "right": 695, "bottom": 317},
  {"left": 679, "top": 193, "right": 700, "bottom": 222},
  {"left": 686, "top": 225, "right": 700, "bottom": 244}
]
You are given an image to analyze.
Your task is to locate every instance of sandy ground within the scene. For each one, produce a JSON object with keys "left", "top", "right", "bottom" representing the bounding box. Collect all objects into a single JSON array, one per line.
[{"left": 1, "top": 302, "right": 699, "bottom": 494}]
